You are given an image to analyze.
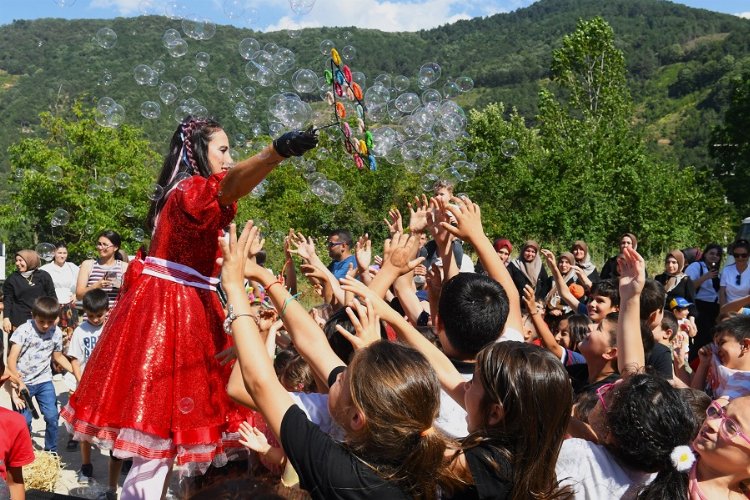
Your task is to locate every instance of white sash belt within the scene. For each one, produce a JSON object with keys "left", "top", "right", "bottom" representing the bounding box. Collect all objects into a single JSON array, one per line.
[{"left": 142, "top": 256, "right": 219, "bottom": 292}]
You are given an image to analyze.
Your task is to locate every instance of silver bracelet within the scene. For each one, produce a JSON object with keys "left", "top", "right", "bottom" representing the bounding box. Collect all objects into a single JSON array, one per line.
[{"left": 223, "top": 304, "right": 254, "bottom": 335}]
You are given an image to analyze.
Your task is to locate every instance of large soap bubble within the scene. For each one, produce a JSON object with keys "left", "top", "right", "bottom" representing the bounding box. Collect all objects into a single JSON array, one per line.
[
  {"left": 180, "top": 76, "right": 198, "bottom": 93},
  {"left": 217, "top": 77, "right": 232, "bottom": 93},
  {"left": 36, "top": 243, "right": 56, "bottom": 262},
  {"left": 455, "top": 76, "right": 474, "bottom": 92},
  {"left": 195, "top": 52, "right": 210, "bottom": 70},
  {"left": 51, "top": 208, "right": 71, "bottom": 227},
  {"left": 394, "top": 93, "right": 420, "bottom": 113},
  {"left": 290, "top": 0, "right": 316, "bottom": 15},
  {"left": 134, "top": 64, "right": 154, "bottom": 85},
  {"left": 168, "top": 39, "right": 189, "bottom": 58},
  {"left": 271, "top": 48, "right": 296, "bottom": 75},
  {"left": 159, "top": 82, "right": 178, "bottom": 104},
  {"left": 418, "top": 62, "right": 442, "bottom": 88},
  {"left": 319, "top": 39, "right": 334, "bottom": 56},
  {"left": 182, "top": 16, "right": 216, "bottom": 40},
  {"left": 239, "top": 38, "right": 260, "bottom": 60},
  {"left": 292, "top": 69, "right": 318, "bottom": 94},
  {"left": 162, "top": 29, "right": 182, "bottom": 47},
  {"left": 95, "top": 28, "right": 117, "bottom": 49},
  {"left": 501, "top": 139, "right": 519, "bottom": 158},
  {"left": 140, "top": 101, "right": 161, "bottom": 119}
]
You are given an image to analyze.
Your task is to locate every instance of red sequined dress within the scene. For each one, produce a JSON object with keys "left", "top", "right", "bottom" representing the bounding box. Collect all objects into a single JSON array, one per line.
[{"left": 62, "top": 172, "right": 246, "bottom": 475}]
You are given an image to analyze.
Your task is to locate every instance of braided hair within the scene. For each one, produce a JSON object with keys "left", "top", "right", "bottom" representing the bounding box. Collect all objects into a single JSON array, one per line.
[{"left": 146, "top": 116, "right": 223, "bottom": 233}]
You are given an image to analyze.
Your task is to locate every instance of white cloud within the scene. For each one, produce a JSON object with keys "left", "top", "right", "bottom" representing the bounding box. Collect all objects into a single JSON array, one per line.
[
  {"left": 736, "top": 11, "right": 750, "bottom": 18},
  {"left": 262, "top": 0, "right": 480, "bottom": 32},
  {"left": 89, "top": 0, "right": 143, "bottom": 16}
]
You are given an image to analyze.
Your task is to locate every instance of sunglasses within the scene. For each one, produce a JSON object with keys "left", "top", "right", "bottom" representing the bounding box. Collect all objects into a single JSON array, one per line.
[
  {"left": 705, "top": 401, "right": 750, "bottom": 446},
  {"left": 737, "top": 274, "right": 743, "bottom": 286},
  {"left": 596, "top": 382, "right": 616, "bottom": 411},
  {"left": 326, "top": 241, "right": 344, "bottom": 248},
  {"left": 733, "top": 253, "right": 748, "bottom": 260}
]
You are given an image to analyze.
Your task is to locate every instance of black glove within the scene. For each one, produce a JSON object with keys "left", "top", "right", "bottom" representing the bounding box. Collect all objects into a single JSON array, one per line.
[{"left": 273, "top": 130, "right": 318, "bottom": 158}]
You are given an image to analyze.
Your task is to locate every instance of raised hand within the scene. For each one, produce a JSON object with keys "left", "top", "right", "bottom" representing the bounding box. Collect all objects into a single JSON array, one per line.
[
  {"left": 540, "top": 249, "right": 557, "bottom": 269},
  {"left": 335, "top": 297, "right": 381, "bottom": 351},
  {"left": 408, "top": 194, "right": 431, "bottom": 234},
  {"left": 289, "top": 232, "right": 318, "bottom": 263},
  {"left": 618, "top": 246, "right": 646, "bottom": 300},
  {"left": 382, "top": 232, "right": 425, "bottom": 276},
  {"left": 384, "top": 208, "right": 403, "bottom": 236},
  {"left": 439, "top": 195, "right": 484, "bottom": 244},
  {"left": 428, "top": 197, "right": 455, "bottom": 252},
  {"left": 522, "top": 284, "right": 537, "bottom": 313},
  {"left": 272, "top": 130, "right": 318, "bottom": 158},
  {"left": 355, "top": 233, "right": 372, "bottom": 272},
  {"left": 220, "top": 221, "right": 259, "bottom": 289}
]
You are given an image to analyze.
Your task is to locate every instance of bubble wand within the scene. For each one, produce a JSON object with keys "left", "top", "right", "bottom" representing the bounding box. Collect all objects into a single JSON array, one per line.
[{"left": 322, "top": 48, "right": 376, "bottom": 170}]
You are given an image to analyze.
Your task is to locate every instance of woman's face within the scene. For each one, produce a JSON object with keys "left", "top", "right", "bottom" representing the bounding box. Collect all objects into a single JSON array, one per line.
[
  {"left": 328, "top": 368, "right": 355, "bottom": 430},
  {"left": 572, "top": 246, "right": 586, "bottom": 262},
  {"left": 464, "top": 368, "right": 488, "bottom": 434},
  {"left": 558, "top": 257, "right": 572, "bottom": 275},
  {"left": 496, "top": 247, "right": 510, "bottom": 263},
  {"left": 665, "top": 256, "right": 679, "bottom": 275},
  {"left": 693, "top": 397, "right": 750, "bottom": 476},
  {"left": 207, "top": 129, "right": 232, "bottom": 175},
  {"left": 704, "top": 248, "right": 721, "bottom": 264},
  {"left": 15, "top": 255, "right": 27, "bottom": 272},
  {"left": 523, "top": 246, "right": 537, "bottom": 262},
  {"left": 620, "top": 236, "right": 634, "bottom": 251},
  {"left": 54, "top": 247, "right": 68, "bottom": 265},
  {"left": 96, "top": 237, "right": 117, "bottom": 260}
]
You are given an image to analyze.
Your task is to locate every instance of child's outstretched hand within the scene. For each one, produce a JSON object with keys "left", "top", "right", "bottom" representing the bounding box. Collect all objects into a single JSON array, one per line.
[
  {"left": 617, "top": 246, "right": 645, "bottom": 301},
  {"left": 335, "top": 297, "right": 381, "bottom": 351},
  {"left": 220, "top": 221, "right": 259, "bottom": 290},
  {"left": 697, "top": 344, "right": 713, "bottom": 365},
  {"left": 238, "top": 421, "right": 271, "bottom": 455},
  {"left": 382, "top": 232, "right": 425, "bottom": 276},
  {"left": 440, "top": 195, "right": 484, "bottom": 244},
  {"left": 522, "top": 284, "right": 537, "bottom": 313}
]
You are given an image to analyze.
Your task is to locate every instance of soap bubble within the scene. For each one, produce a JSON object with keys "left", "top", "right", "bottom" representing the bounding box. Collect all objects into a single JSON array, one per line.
[
  {"left": 223, "top": 0, "right": 246, "bottom": 19},
  {"left": 180, "top": 76, "right": 198, "bottom": 93},
  {"left": 152, "top": 60, "right": 166, "bottom": 74},
  {"left": 51, "top": 208, "right": 70, "bottom": 227},
  {"left": 99, "top": 69, "right": 113, "bottom": 86},
  {"left": 315, "top": 180, "right": 344, "bottom": 205},
  {"left": 132, "top": 228, "right": 145, "bottom": 242},
  {"left": 292, "top": 69, "right": 318, "bottom": 94},
  {"left": 455, "top": 76, "right": 474, "bottom": 92},
  {"left": 418, "top": 62, "right": 442, "bottom": 88},
  {"left": 442, "top": 81, "right": 461, "bottom": 99},
  {"left": 271, "top": 48, "right": 296, "bottom": 75},
  {"left": 140, "top": 101, "right": 161, "bottom": 119},
  {"left": 97, "top": 97, "right": 116, "bottom": 115},
  {"left": 422, "top": 88, "right": 441, "bottom": 105},
  {"left": 95, "top": 28, "right": 117, "bottom": 49},
  {"left": 147, "top": 183, "right": 164, "bottom": 201},
  {"left": 159, "top": 83, "right": 178, "bottom": 104},
  {"left": 420, "top": 173, "right": 439, "bottom": 192},
  {"left": 394, "top": 75, "right": 410, "bottom": 92},
  {"left": 182, "top": 16, "right": 216, "bottom": 40},
  {"left": 98, "top": 176, "right": 114, "bottom": 193},
  {"left": 36, "top": 243, "right": 56, "bottom": 261},
  {"left": 319, "top": 39, "right": 334, "bottom": 56},
  {"left": 290, "top": 0, "right": 316, "bottom": 15},
  {"left": 86, "top": 184, "right": 100, "bottom": 199},
  {"left": 115, "top": 172, "right": 131, "bottom": 189},
  {"left": 449, "top": 161, "right": 478, "bottom": 182},
  {"left": 123, "top": 205, "right": 135, "bottom": 218},
  {"left": 217, "top": 77, "right": 232, "bottom": 93},
  {"left": 250, "top": 179, "right": 267, "bottom": 197},
  {"left": 239, "top": 38, "right": 260, "bottom": 60},
  {"left": 341, "top": 45, "right": 356, "bottom": 62},
  {"left": 178, "top": 397, "right": 194, "bottom": 414},
  {"left": 501, "top": 139, "right": 519, "bottom": 158},
  {"left": 394, "top": 93, "right": 420, "bottom": 113},
  {"left": 167, "top": 39, "right": 189, "bottom": 58},
  {"left": 195, "top": 51, "right": 210, "bottom": 70},
  {"left": 47, "top": 165, "right": 63, "bottom": 182},
  {"left": 162, "top": 28, "right": 182, "bottom": 47}
]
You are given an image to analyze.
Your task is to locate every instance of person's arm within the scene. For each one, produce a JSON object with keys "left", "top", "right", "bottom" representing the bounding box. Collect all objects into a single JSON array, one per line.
[
  {"left": 7, "top": 466, "right": 25, "bottom": 500},
  {"left": 617, "top": 247, "right": 646, "bottom": 378},
  {"left": 339, "top": 276, "right": 467, "bottom": 407},
  {"left": 438, "top": 196, "right": 523, "bottom": 334},
  {"left": 430, "top": 197, "right": 460, "bottom": 281},
  {"left": 282, "top": 231, "right": 298, "bottom": 296},
  {"left": 541, "top": 250, "right": 581, "bottom": 311},
  {"left": 220, "top": 223, "right": 297, "bottom": 439},
  {"left": 366, "top": 233, "right": 425, "bottom": 299},
  {"left": 719, "top": 294, "right": 750, "bottom": 315},
  {"left": 690, "top": 344, "right": 712, "bottom": 391},
  {"left": 52, "top": 351, "right": 73, "bottom": 373},
  {"left": 244, "top": 225, "right": 345, "bottom": 388},
  {"left": 354, "top": 234, "right": 373, "bottom": 286},
  {"left": 41, "top": 272, "right": 56, "bottom": 299},
  {"left": 238, "top": 421, "right": 286, "bottom": 469},
  {"left": 71, "top": 358, "right": 82, "bottom": 384},
  {"left": 392, "top": 272, "right": 427, "bottom": 325},
  {"left": 523, "top": 285, "right": 563, "bottom": 359},
  {"left": 217, "top": 132, "right": 317, "bottom": 205},
  {"left": 7, "top": 342, "right": 26, "bottom": 409}
]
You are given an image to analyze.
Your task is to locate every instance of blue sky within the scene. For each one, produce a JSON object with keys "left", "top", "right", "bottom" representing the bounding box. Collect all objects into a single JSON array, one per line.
[{"left": 1, "top": 0, "right": 748, "bottom": 32}]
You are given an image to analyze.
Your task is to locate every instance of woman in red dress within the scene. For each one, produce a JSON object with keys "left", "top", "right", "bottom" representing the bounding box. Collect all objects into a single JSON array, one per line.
[{"left": 62, "top": 116, "right": 317, "bottom": 498}]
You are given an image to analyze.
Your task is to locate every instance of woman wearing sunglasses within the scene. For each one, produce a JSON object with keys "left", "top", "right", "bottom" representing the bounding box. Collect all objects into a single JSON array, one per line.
[
  {"left": 691, "top": 396, "right": 750, "bottom": 499},
  {"left": 720, "top": 239, "right": 750, "bottom": 306}
]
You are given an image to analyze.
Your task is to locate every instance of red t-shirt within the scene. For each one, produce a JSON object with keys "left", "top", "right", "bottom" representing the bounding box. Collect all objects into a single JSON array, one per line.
[{"left": 0, "top": 407, "right": 35, "bottom": 480}]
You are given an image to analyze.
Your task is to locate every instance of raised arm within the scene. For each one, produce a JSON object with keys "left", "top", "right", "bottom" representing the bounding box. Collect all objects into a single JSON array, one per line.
[
  {"left": 217, "top": 131, "right": 317, "bottom": 205},
  {"left": 617, "top": 247, "right": 646, "bottom": 378},
  {"left": 542, "top": 249, "right": 581, "bottom": 311},
  {"left": 439, "top": 196, "right": 524, "bottom": 334},
  {"left": 523, "top": 284, "right": 563, "bottom": 359}
]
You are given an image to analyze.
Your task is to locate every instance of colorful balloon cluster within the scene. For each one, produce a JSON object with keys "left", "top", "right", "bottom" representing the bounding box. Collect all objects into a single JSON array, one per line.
[{"left": 324, "top": 48, "right": 376, "bottom": 170}]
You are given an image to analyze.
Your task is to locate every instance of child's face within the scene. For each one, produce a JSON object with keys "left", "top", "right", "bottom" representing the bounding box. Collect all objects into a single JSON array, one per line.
[
  {"left": 86, "top": 310, "right": 108, "bottom": 327},
  {"left": 588, "top": 295, "right": 615, "bottom": 323},
  {"left": 579, "top": 319, "right": 616, "bottom": 360},
  {"left": 715, "top": 333, "right": 750, "bottom": 370},
  {"left": 555, "top": 319, "right": 571, "bottom": 349},
  {"left": 673, "top": 307, "right": 689, "bottom": 320},
  {"left": 33, "top": 316, "right": 57, "bottom": 333},
  {"left": 464, "top": 367, "right": 491, "bottom": 434},
  {"left": 328, "top": 368, "right": 356, "bottom": 430}
]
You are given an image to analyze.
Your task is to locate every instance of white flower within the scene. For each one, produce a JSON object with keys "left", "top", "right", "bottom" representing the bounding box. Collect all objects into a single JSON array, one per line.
[{"left": 670, "top": 445, "right": 696, "bottom": 472}]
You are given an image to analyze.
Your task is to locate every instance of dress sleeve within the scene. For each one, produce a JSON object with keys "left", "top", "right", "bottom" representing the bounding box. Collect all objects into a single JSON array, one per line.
[
  {"left": 5, "top": 410, "right": 35, "bottom": 468},
  {"left": 171, "top": 173, "right": 237, "bottom": 231}
]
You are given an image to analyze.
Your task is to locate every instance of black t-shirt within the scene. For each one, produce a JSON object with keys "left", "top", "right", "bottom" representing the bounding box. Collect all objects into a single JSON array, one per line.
[
  {"left": 647, "top": 342, "right": 674, "bottom": 379},
  {"left": 566, "top": 363, "right": 620, "bottom": 395},
  {"left": 281, "top": 369, "right": 409, "bottom": 500},
  {"left": 447, "top": 442, "right": 513, "bottom": 500}
]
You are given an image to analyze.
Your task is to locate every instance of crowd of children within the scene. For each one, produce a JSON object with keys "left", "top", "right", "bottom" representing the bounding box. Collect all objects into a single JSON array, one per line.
[{"left": 1, "top": 123, "right": 749, "bottom": 500}]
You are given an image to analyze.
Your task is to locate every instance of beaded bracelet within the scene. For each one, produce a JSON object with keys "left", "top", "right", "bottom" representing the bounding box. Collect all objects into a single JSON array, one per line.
[{"left": 223, "top": 304, "right": 254, "bottom": 335}]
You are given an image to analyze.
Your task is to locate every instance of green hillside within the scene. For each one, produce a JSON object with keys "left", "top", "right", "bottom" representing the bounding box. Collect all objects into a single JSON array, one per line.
[{"left": 0, "top": 0, "right": 748, "bottom": 175}]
